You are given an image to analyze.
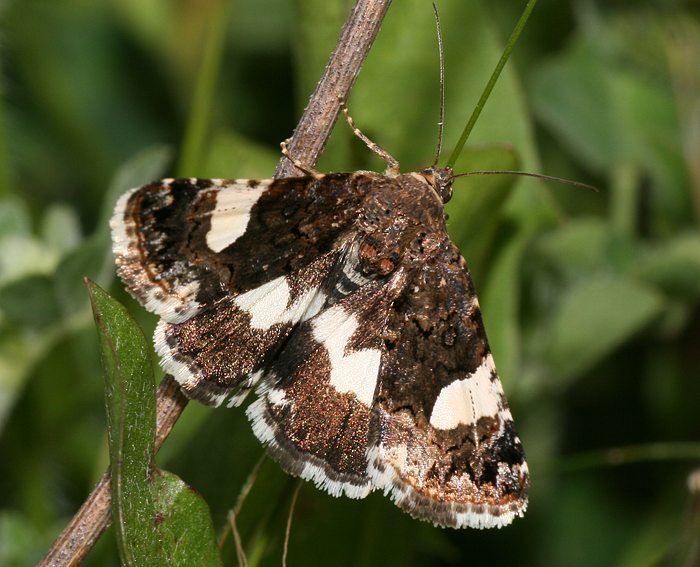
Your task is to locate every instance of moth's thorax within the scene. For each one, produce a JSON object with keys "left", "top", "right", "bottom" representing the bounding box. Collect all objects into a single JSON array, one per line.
[{"left": 352, "top": 172, "right": 451, "bottom": 280}]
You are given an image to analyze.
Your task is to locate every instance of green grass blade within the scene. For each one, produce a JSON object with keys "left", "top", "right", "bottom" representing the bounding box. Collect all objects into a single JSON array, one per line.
[{"left": 445, "top": 0, "right": 538, "bottom": 168}]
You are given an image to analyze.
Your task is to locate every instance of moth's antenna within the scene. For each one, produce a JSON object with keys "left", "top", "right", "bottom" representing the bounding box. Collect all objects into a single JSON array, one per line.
[
  {"left": 454, "top": 170, "right": 598, "bottom": 192},
  {"left": 432, "top": 2, "right": 445, "bottom": 167}
]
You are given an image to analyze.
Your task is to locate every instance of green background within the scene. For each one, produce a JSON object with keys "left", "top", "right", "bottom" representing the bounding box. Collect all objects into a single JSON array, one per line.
[{"left": 0, "top": 0, "right": 699, "bottom": 565}]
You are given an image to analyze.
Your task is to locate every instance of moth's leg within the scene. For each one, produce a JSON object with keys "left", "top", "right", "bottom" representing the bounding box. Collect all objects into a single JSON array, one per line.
[
  {"left": 280, "top": 139, "right": 324, "bottom": 179},
  {"left": 338, "top": 97, "right": 400, "bottom": 176}
]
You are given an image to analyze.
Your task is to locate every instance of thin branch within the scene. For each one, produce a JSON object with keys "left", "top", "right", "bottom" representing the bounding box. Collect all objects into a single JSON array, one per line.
[
  {"left": 39, "top": 1, "right": 392, "bottom": 564},
  {"left": 275, "top": 0, "right": 393, "bottom": 178}
]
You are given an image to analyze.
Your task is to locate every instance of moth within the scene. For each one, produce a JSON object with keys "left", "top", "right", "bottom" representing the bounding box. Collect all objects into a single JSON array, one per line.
[{"left": 110, "top": 105, "right": 529, "bottom": 530}]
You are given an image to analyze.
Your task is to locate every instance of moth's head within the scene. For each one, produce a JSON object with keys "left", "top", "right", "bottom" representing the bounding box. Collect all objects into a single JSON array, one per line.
[{"left": 418, "top": 166, "right": 454, "bottom": 204}]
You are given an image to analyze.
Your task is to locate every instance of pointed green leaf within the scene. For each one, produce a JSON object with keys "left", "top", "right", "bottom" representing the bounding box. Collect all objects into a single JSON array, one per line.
[{"left": 87, "top": 279, "right": 160, "bottom": 565}]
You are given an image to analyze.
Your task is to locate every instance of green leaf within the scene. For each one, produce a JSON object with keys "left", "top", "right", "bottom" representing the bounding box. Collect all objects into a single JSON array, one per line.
[
  {"left": 87, "top": 281, "right": 222, "bottom": 565},
  {"left": 87, "top": 279, "right": 160, "bottom": 564},
  {"left": 151, "top": 471, "right": 223, "bottom": 567},
  {"left": 545, "top": 275, "right": 665, "bottom": 383}
]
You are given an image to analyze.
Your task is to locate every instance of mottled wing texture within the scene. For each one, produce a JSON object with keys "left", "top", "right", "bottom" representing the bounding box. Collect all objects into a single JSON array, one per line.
[
  {"left": 111, "top": 169, "right": 528, "bottom": 529},
  {"left": 247, "top": 271, "right": 405, "bottom": 498},
  {"left": 367, "top": 240, "right": 528, "bottom": 528},
  {"left": 111, "top": 174, "right": 374, "bottom": 405}
]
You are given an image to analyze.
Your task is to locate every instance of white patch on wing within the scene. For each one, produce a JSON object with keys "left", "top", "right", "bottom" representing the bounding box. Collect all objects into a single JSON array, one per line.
[
  {"left": 154, "top": 320, "right": 202, "bottom": 394},
  {"left": 266, "top": 386, "right": 289, "bottom": 407},
  {"left": 206, "top": 180, "right": 271, "bottom": 252},
  {"left": 235, "top": 277, "right": 291, "bottom": 329},
  {"left": 234, "top": 276, "right": 324, "bottom": 330},
  {"left": 311, "top": 305, "right": 380, "bottom": 407},
  {"left": 142, "top": 280, "right": 201, "bottom": 324},
  {"left": 429, "top": 354, "right": 509, "bottom": 430}
]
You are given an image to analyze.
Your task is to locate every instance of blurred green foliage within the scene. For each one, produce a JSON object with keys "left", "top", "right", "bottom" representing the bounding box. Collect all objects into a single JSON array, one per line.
[{"left": 0, "top": 0, "right": 699, "bottom": 566}]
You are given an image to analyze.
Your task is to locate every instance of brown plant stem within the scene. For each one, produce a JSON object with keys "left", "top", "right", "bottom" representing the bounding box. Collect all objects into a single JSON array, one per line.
[{"left": 39, "top": 0, "right": 392, "bottom": 564}]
